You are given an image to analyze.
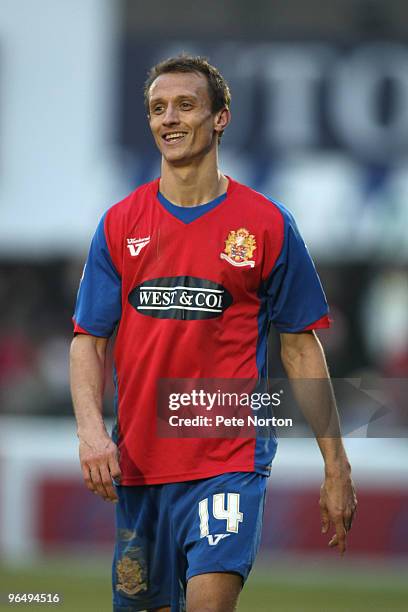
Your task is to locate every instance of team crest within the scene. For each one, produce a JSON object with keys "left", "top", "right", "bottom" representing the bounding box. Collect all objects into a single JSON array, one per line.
[
  {"left": 116, "top": 555, "right": 147, "bottom": 596},
  {"left": 220, "top": 228, "right": 256, "bottom": 268}
]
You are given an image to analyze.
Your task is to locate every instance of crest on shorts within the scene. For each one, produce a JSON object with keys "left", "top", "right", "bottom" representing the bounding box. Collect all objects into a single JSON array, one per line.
[
  {"left": 116, "top": 556, "right": 147, "bottom": 596},
  {"left": 220, "top": 228, "right": 256, "bottom": 268}
]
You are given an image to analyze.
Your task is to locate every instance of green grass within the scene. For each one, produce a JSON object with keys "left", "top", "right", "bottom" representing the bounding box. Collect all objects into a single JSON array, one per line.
[
  {"left": 1, "top": 557, "right": 408, "bottom": 612},
  {"left": 240, "top": 576, "right": 408, "bottom": 612}
]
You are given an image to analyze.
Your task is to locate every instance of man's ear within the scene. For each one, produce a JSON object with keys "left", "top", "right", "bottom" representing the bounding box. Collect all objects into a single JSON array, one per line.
[{"left": 214, "top": 107, "right": 231, "bottom": 136}]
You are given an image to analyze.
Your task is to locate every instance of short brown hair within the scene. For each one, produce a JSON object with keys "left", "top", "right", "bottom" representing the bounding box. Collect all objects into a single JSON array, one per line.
[{"left": 144, "top": 54, "right": 231, "bottom": 116}]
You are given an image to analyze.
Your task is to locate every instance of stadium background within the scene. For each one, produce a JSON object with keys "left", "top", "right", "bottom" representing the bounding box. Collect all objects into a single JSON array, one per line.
[{"left": 0, "top": 0, "right": 407, "bottom": 610}]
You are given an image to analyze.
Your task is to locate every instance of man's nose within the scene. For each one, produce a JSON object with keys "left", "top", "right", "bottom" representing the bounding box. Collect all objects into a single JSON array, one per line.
[{"left": 162, "top": 104, "right": 180, "bottom": 125}]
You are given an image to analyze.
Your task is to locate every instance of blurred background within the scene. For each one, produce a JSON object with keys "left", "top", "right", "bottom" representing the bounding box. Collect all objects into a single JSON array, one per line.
[{"left": 0, "top": 0, "right": 407, "bottom": 610}]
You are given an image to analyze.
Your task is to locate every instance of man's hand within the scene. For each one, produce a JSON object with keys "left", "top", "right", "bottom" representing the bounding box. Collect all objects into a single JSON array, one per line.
[
  {"left": 319, "top": 467, "right": 357, "bottom": 554},
  {"left": 78, "top": 432, "right": 122, "bottom": 502}
]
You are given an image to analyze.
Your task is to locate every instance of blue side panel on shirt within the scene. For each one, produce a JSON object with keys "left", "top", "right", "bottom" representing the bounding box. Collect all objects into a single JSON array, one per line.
[
  {"left": 73, "top": 213, "right": 122, "bottom": 337},
  {"left": 254, "top": 292, "right": 277, "bottom": 473},
  {"left": 157, "top": 191, "right": 227, "bottom": 223},
  {"left": 254, "top": 197, "right": 329, "bottom": 472},
  {"left": 255, "top": 292, "right": 269, "bottom": 380},
  {"left": 264, "top": 200, "right": 329, "bottom": 333}
]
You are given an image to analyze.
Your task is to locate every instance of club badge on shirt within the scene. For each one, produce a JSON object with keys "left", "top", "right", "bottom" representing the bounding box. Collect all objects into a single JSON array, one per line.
[{"left": 220, "top": 228, "right": 256, "bottom": 268}]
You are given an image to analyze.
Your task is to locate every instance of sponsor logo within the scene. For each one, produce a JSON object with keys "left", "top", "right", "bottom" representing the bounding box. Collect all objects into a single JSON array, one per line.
[
  {"left": 220, "top": 227, "right": 256, "bottom": 268},
  {"left": 126, "top": 236, "right": 150, "bottom": 256},
  {"left": 206, "top": 534, "right": 231, "bottom": 546},
  {"left": 128, "top": 276, "right": 233, "bottom": 320}
]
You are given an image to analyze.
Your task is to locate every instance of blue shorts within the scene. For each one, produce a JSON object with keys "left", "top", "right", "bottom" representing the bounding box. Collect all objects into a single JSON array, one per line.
[{"left": 112, "top": 471, "right": 267, "bottom": 611}]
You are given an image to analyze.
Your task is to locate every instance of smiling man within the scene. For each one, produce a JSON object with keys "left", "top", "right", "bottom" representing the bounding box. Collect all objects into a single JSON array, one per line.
[{"left": 70, "top": 55, "right": 357, "bottom": 612}]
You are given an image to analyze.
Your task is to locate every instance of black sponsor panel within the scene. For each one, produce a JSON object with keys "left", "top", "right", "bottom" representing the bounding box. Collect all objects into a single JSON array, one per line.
[{"left": 128, "top": 276, "right": 233, "bottom": 320}]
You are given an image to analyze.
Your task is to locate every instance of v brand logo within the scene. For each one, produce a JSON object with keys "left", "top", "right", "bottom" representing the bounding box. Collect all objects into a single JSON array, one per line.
[
  {"left": 206, "top": 534, "right": 231, "bottom": 546},
  {"left": 126, "top": 236, "right": 150, "bottom": 257}
]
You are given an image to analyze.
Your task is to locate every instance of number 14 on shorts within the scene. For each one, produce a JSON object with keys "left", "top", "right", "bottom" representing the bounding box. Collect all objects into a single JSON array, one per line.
[{"left": 199, "top": 493, "right": 244, "bottom": 538}]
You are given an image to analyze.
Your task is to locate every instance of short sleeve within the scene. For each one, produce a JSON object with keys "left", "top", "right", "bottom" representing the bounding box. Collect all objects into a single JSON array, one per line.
[
  {"left": 265, "top": 206, "right": 330, "bottom": 333},
  {"left": 73, "top": 213, "right": 122, "bottom": 337}
]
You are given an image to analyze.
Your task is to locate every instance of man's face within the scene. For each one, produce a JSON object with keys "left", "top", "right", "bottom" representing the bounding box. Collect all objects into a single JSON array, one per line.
[{"left": 148, "top": 71, "right": 221, "bottom": 165}]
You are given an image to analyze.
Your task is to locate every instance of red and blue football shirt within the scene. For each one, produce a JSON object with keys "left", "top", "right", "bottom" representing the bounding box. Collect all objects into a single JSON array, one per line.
[{"left": 73, "top": 177, "right": 330, "bottom": 485}]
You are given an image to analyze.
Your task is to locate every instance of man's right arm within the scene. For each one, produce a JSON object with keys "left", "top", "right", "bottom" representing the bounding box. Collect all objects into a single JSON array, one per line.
[{"left": 70, "top": 334, "right": 121, "bottom": 502}]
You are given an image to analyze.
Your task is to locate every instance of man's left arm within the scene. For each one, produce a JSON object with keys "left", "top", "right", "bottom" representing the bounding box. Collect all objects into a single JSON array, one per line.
[{"left": 280, "top": 330, "right": 357, "bottom": 554}]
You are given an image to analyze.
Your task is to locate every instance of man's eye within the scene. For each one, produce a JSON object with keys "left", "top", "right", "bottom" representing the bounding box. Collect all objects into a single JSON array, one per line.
[
  {"left": 180, "top": 102, "right": 192, "bottom": 110},
  {"left": 152, "top": 106, "right": 164, "bottom": 114}
]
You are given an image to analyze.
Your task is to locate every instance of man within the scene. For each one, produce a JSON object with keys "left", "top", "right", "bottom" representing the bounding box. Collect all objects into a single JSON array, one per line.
[{"left": 70, "top": 55, "right": 357, "bottom": 612}]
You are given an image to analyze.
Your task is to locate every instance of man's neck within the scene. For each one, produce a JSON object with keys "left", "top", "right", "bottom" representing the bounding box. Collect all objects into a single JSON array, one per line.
[{"left": 159, "top": 154, "right": 228, "bottom": 207}]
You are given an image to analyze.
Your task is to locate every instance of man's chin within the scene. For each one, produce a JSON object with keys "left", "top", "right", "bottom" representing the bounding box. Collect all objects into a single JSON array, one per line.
[
  {"left": 162, "top": 150, "right": 191, "bottom": 166},
  {"left": 161, "top": 146, "right": 213, "bottom": 167}
]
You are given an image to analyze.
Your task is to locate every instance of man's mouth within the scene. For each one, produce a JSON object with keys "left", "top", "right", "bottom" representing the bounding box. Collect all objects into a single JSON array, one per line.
[{"left": 162, "top": 132, "right": 187, "bottom": 143}]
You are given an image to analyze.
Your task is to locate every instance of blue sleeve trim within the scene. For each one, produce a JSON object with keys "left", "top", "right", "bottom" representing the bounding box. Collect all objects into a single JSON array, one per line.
[
  {"left": 73, "top": 213, "right": 122, "bottom": 337},
  {"left": 273, "top": 318, "right": 327, "bottom": 334}
]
